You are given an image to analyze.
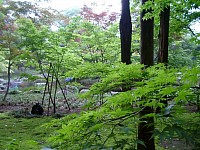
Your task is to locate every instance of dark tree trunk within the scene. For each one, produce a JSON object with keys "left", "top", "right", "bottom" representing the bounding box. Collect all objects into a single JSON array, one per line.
[
  {"left": 157, "top": 6, "right": 170, "bottom": 64},
  {"left": 3, "top": 59, "right": 11, "bottom": 101},
  {"left": 140, "top": 5, "right": 154, "bottom": 66},
  {"left": 138, "top": 106, "right": 155, "bottom": 150},
  {"left": 120, "top": 0, "right": 132, "bottom": 65},
  {"left": 137, "top": 0, "right": 155, "bottom": 150},
  {"left": 156, "top": 6, "right": 170, "bottom": 112}
]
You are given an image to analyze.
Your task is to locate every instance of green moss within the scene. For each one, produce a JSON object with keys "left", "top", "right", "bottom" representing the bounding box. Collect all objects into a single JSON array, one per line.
[{"left": 0, "top": 113, "right": 55, "bottom": 149}]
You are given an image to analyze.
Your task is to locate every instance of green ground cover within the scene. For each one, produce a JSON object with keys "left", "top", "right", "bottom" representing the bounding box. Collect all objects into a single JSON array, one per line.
[{"left": 0, "top": 113, "right": 55, "bottom": 149}]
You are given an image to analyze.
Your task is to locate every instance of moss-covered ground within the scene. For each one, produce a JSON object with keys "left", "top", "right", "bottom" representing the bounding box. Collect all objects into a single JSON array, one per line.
[
  {"left": 0, "top": 90, "right": 81, "bottom": 150},
  {"left": 0, "top": 113, "right": 55, "bottom": 149}
]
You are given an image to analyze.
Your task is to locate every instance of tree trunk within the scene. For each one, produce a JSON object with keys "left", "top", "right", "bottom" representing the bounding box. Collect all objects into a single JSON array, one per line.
[
  {"left": 138, "top": 106, "right": 155, "bottom": 150},
  {"left": 140, "top": 6, "right": 154, "bottom": 66},
  {"left": 120, "top": 0, "right": 132, "bottom": 64},
  {"left": 157, "top": 6, "right": 170, "bottom": 64},
  {"left": 3, "top": 59, "right": 11, "bottom": 101},
  {"left": 137, "top": 0, "right": 155, "bottom": 149},
  {"left": 156, "top": 6, "right": 170, "bottom": 113}
]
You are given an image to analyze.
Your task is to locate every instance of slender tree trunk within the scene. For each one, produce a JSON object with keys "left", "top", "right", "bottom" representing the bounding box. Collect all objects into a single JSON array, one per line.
[
  {"left": 137, "top": 0, "right": 155, "bottom": 149},
  {"left": 57, "top": 78, "right": 70, "bottom": 111},
  {"left": 157, "top": 6, "right": 170, "bottom": 64},
  {"left": 3, "top": 59, "right": 11, "bottom": 101},
  {"left": 42, "top": 63, "right": 52, "bottom": 105},
  {"left": 120, "top": 0, "right": 132, "bottom": 64},
  {"left": 53, "top": 76, "right": 58, "bottom": 114}
]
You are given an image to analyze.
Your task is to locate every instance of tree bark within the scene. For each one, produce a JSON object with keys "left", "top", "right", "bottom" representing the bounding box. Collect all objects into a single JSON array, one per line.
[
  {"left": 137, "top": 0, "right": 155, "bottom": 149},
  {"left": 120, "top": 0, "right": 132, "bottom": 64},
  {"left": 157, "top": 6, "right": 170, "bottom": 64},
  {"left": 138, "top": 106, "right": 155, "bottom": 150},
  {"left": 3, "top": 59, "right": 11, "bottom": 101},
  {"left": 156, "top": 5, "right": 170, "bottom": 113},
  {"left": 140, "top": 4, "right": 154, "bottom": 66}
]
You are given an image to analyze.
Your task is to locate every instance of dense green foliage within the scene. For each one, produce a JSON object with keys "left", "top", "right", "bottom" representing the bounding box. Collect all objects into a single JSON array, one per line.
[
  {"left": 47, "top": 63, "right": 200, "bottom": 149},
  {"left": 0, "top": 0, "right": 199, "bottom": 149}
]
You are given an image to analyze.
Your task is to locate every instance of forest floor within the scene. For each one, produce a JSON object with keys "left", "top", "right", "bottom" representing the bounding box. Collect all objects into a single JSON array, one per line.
[
  {"left": 0, "top": 91, "right": 84, "bottom": 114},
  {"left": 0, "top": 92, "right": 82, "bottom": 149},
  {"left": 0, "top": 92, "right": 199, "bottom": 150}
]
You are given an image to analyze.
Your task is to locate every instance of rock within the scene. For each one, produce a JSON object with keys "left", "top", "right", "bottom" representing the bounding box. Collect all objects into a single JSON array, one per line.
[
  {"left": 41, "top": 147, "right": 55, "bottom": 150},
  {"left": 79, "top": 89, "right": 90, "bottom": 93},
  {"left": 31, "top": 103, "right": 44, "bottom": 115}
]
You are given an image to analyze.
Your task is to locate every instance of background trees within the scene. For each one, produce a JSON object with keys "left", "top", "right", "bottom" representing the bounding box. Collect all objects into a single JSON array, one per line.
[{"left": 0, "top": 0, "right": 61, "bottom": 100}]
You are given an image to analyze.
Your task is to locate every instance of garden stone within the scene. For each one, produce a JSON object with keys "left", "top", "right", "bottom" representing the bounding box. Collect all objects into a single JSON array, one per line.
[
  {"left": 31, "top": 103, "right": 44, "bottom": 115},
  {"left": 80, "top": 88, "right": 90, "bottom": 93}
]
